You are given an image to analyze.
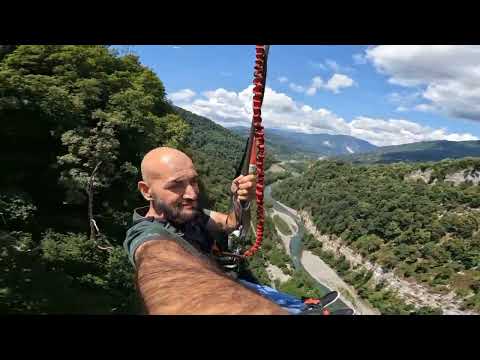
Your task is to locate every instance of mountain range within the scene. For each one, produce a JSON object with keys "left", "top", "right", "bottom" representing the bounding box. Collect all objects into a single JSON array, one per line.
[
  {"left": 230, "top": 126, "right": 377, "bottom": 160},
  {"left": 175, "top": 107, "right": 480, "bottom": 164},
  {"left": 337, "top": 140, "right": 480, "bottom": 164}
]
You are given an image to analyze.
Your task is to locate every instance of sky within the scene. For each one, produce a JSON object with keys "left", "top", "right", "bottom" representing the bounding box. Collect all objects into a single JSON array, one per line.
[{"left": 116, "top": 45, "right": 480, "bottom": 147}]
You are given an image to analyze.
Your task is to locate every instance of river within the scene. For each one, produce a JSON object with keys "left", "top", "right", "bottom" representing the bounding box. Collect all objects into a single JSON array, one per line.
[{"left": 265, "top": 185, "right": 349, "bottom": 312}]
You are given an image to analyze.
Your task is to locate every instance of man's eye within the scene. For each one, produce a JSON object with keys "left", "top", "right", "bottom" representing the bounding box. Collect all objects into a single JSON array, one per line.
[{"left": 167, "top": 182, "right": 182, "bottom": 189}]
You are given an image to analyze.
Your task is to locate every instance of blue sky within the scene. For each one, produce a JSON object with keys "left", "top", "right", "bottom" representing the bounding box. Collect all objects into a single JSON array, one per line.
[{"left": 115, "top": 45, "right": 480, "bottom": 146}]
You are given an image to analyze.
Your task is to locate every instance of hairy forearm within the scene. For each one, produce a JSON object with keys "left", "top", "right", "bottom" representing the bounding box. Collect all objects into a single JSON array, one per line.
[
  {"left": 136, "top": 241, "right": 287, "bottom": 315},
  {"left": 224, "top": 206, "right": 241, "bottom": 233}
]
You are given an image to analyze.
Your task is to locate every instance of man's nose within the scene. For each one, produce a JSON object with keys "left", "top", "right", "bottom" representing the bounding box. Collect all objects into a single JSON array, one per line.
[{"left": 184, "top": 184, "right": 198, "bottom": 200}]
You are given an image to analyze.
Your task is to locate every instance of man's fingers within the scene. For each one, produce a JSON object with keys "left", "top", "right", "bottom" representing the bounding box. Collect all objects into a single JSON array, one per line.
[
  {"left": 231, "top": 176, "right": 242, "bottom": 193},
  {"left": 238, "top": 181, "right": 254, "bottom": 190},
  {"left": 239, "top": 174, "right": 256, "bottom": 183},
  {"left": 233, "top": 175, "right": 244, "bottom": 184},
  {"left": 232, "top": 175, "right": 256, "bottom": 199}
]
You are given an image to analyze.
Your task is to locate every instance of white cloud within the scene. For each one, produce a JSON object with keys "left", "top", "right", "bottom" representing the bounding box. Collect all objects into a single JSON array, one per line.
[
  {"left": 289, "top": 83, "right": 305, "bottom": 93},
  {"left": 172, "top": 46, "right": 181, "bottom": 49},
  {"left": 444, "top": 133, "right": 479, "bottom": 142},
  {"left": 179, "top": 85, "right": 477, "bottom": 146},
  {"left": 387, "top": 91, "right": 422, "bottom": 111},
  {"left": 324, "top": 74, "right": 355, "bottom": 94},
  {"left": 183, "top": 85, "right": 350, "bottom": 132},
  {"left": 349, "top": 117, "right": 477, "bottom": 146},
  {"left": 366, "top": 45, "right": 480, "bottom": 121},
  {"left": 325, "top": 59, "right": 354, "bottom": 73},
  {"left": 388, "top": 91, "right": 421, "bottom": 105},
  {"left": 415, "top": 103, "right": 436, "bottom": 112},
  {"left": 305, "top": 76, "right": 323, "bottom": 96},
  {"left": 312, "top": 76, "right": 324, "bottom": 88},
  {"left": 169, "top": 89, "right": 196, "bottom": 103},
  {"left": 292, "top": 74, "right": 354, "bottom": 96},
  {"left": 278, "top": 76, "right": 289, "bottom": 83}
]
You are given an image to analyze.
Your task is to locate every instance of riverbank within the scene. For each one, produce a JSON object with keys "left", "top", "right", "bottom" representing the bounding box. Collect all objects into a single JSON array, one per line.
[
  {"left": 268, "top": 194, "right": 379, "bottom": 315},
  {"left": 300, "top": 210, "right": 478, "bottom": 315},
  {"left": 301, "top": 251, "right": 380, "bottom": 314}
]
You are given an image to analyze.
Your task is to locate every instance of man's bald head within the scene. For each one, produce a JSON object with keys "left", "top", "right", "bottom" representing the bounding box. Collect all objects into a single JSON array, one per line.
[
  {"left": 138, "top": 147, "right": 200, "bottom": 223},
  {"left": 141, "top": 147, "right": 194, "bottom": 184}
]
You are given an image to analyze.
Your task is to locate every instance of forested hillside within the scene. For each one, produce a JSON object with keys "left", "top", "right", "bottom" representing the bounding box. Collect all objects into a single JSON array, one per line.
[
  {"left": 273, "top": 158, "right": 480, "bottom": 312},
  {"left": 1, "top": 45, "right": 188, "bottom": 313}
]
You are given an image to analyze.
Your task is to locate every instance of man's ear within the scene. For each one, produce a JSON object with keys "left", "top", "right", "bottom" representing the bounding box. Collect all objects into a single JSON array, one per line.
[{"left": 138, "top": 181, "right": 152, "bottom": 201}]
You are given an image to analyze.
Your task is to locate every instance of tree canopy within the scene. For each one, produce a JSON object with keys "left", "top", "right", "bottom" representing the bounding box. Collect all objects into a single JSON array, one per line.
[
  {"left": 273, "top": 159, "right": 480, "bottom": 312},
  {"left": 0, "top": 45, "right": 250, "bottom": 313}
]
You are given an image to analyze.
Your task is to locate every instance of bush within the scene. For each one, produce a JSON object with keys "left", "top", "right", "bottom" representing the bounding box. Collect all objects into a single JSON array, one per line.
[{"left": 41, "top": 231, "right": 106, "bottom": 274}]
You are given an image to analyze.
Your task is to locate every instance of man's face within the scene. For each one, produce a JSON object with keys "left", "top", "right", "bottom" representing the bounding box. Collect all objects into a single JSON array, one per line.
[{"left": 149, "top": 166, "right": 201, "bottom": 224}]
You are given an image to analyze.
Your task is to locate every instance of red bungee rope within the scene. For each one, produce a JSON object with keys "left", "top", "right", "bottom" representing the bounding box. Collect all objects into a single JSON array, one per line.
[{"left": 243, "top": 45, "right": 268, "bottom": 257}]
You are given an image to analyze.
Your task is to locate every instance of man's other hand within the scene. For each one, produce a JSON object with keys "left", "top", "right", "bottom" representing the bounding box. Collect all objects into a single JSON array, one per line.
[{"left": 231, "top": 174, "right": 256, "bottom": 202}]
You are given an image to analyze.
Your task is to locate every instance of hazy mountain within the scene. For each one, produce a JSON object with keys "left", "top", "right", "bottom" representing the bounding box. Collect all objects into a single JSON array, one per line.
[
  {"left": 230, "top": 126, "right": 377, "bottom": 160},
  {"left": 337, "top": 140, "right": 480, "bottom": 164}
]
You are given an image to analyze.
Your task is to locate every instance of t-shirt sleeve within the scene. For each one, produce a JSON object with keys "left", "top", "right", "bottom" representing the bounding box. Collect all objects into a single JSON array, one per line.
[
  {"left": 124, "top": 222, "right": 175, "bottom": 267},
  {"left": 202, "top": 208, "right": 212, "bottom": 219}
]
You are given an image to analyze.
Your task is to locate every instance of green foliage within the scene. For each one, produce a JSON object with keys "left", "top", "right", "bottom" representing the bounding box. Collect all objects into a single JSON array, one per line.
[
  {"left": 265, "top": 170, "right": 292, "bottom": 186},
  {"left": 278, "top": 270, "right": 323, "bottom": 299},
  {"left": 463, "top": 293, "right": 480, "bottom": 312},
  {"left": 1, "top": 45, "right": 190, "bottom": 239},
  {"left": 41, "top": 231, "right": 104, "bottom": 269},
  {"left": 353, "top": 234, "right": 384, "bottom": 257},
  {"left": 0, "top": 191, "right": 37, "bottom": 226},
  {"left": 0, "top": 46, "right": 229, "bottom": 313},
  {"left": 273, "top": 159, "right": 480, "bottom": 299},
  {"left": 411, "top": 306, "right": 442, "bottom": 315},
  {"left": 272, "top": 214, "right": 292, "bottom": 236},
  {"left": 0, "top": 230, "right": 137, "bottom": 314}
]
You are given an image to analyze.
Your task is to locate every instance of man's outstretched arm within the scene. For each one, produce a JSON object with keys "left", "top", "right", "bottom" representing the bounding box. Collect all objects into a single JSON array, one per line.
[{"left": 135, "top": 239, "right": 288, "bottom": 315}]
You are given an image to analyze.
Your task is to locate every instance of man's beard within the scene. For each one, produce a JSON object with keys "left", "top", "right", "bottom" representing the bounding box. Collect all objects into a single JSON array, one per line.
[{"left": 151, "top": 196, "right": 202, "bottom": 224}]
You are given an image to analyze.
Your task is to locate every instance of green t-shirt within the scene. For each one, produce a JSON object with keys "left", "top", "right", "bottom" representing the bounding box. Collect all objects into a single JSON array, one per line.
[{"left": 124, "top": 206, "right": 216, "bottom": 267}]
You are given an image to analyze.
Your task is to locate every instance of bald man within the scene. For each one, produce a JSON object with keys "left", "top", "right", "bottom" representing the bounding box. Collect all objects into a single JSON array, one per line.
[{"left": 124, "top": 147, "right": 288, "bottom": 315}]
